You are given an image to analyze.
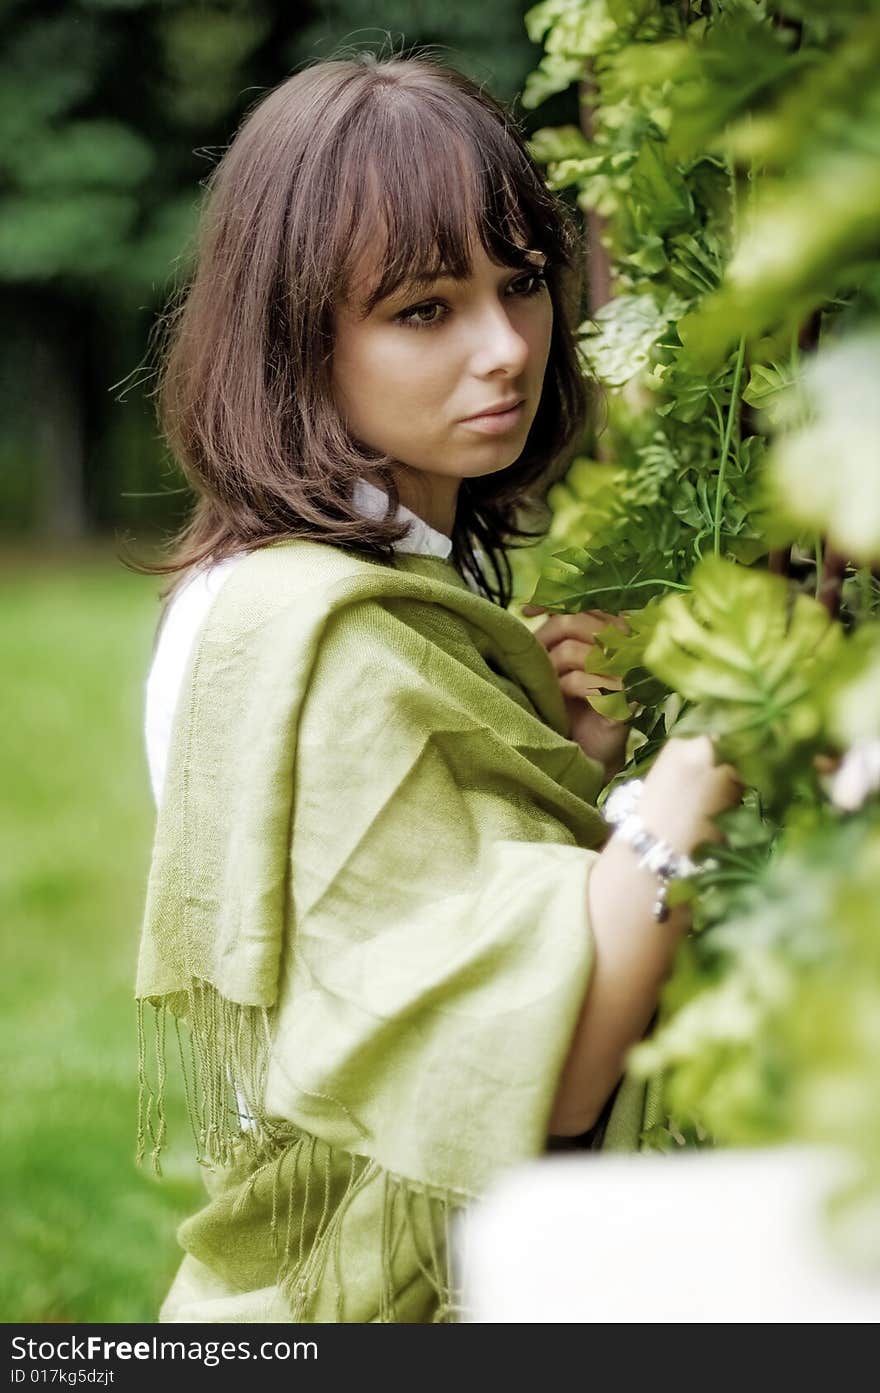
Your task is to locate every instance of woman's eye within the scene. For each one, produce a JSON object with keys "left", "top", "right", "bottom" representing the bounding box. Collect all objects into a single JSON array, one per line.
[
  {"left": 394, "top": 271, "right": 548, "bottom": 330},
  {"left": 396, "top": 301, "right": 447, "bottom": 329},
  {"left": 511, "top": 270, "right": 548, "bottom": 297}
]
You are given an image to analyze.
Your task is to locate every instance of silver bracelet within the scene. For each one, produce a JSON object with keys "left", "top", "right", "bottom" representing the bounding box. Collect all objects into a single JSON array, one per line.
[{"left": 601, "top": 779, "right": 700, "bottom": 923}]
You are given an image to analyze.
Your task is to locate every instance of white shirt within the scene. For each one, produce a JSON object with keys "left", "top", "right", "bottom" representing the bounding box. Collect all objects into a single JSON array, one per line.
[{"left": 144, "top": 479, "right": 465, "bottom": 808}]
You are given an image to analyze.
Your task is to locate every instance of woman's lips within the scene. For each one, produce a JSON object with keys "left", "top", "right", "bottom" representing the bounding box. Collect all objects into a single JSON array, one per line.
[{"left": 459, "top": 400, "right": 525, "bottom": 434}]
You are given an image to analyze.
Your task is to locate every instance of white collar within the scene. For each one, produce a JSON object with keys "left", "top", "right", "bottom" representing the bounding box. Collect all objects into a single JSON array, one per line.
[{"left": 352, "top": 477, "right": 453, "bottom": 560}]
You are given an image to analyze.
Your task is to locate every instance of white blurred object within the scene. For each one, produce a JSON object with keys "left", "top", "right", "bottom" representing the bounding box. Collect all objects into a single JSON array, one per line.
[
  {"left": 828, "top": 739, "right": 880, "bottom": 812},
  {"left": 454, "top": 1147, "right": 880, "bottom": 1322}
]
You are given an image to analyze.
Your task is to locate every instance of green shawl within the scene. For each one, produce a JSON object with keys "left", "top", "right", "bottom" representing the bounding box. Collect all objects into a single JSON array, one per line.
[{"left": 136, "top": 539, "right": 660, "bottom": 1323}]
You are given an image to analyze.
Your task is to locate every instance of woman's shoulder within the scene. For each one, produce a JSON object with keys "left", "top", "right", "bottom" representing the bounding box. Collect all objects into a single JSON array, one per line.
[
  {"left": 167, "top": 552, "right": 247, "bottom": 622},
  {"left": 239, "top": 537, "right": 466, "bottom": 588},
  {"left": 200, "top": 538, "right": 480, "bottom": 639},
  {"left": 145, "top": 553, "right": 249, "bottom": 805}
]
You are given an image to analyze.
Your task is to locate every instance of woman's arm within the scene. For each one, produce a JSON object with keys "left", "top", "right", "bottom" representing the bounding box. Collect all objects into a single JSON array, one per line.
[{"left": 547, "top": 734, "right": 742, "bottom": 1137}]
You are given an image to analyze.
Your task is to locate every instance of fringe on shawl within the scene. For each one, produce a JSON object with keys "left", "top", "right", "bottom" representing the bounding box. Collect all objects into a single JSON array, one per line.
[
  {"left": 136, "top": 986, "right": 470, "bottom": 1323},
  {"left": 241, "top": 1137, "right": 468, "bottom": 1322},
  {"left": 136, "top": 981, "right": 276, "bottom": 1173}
]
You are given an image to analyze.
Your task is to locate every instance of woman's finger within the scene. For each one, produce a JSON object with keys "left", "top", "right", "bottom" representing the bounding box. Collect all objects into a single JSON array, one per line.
[
  {"left": 558, "top": 669, "right": 624, "bottom": 697},
  {"left": 588, "top": 608, "right": 631, "bottom": 635},
  {"left": 532, "top": 612, "right": 615, "bottom": 651},
  {"left": 523, "top": 605, "right": 630, "bottom": 645},
  {"left": 551, "top": 640, "right": 626, "bottom": 685},
  {"left": 548, "top": 638, "right": 595, "bottom": 675},
  {"left": 547, "top": 639, "right": 626, "bottom": 687}
]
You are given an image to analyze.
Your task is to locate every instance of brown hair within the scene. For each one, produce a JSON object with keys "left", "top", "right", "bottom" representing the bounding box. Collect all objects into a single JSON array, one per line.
[{"left": 139, "top": 49, "right": 588, "bottom": 609}]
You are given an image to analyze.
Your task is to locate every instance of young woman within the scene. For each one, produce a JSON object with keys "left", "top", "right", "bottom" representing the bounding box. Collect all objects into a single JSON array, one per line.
[{"left": 136, "top": 50, "right": 741, "bottom": 1324}]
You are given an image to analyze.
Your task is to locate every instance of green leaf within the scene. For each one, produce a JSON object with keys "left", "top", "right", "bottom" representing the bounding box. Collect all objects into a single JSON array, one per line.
[
  {"left": 723, "top": 11, "right": 880, "bottom": 168},
  {"left": 624, "top": 234, "right": 667, "bottom": 275},
  {"left": 627, "top": 140, "right": 694, "bottom": 236},
  {"left": 582, "top": 602, "right": 671, "bottom": 709},
  {"left": 546, "top": 2, "right": 618, "bottom": 60},
  {"left": 545, "top": 155, "right": 606, "bottom": 191},
  {"left": 522, "top": 52, "right": 586, "bottom": 109},
  {"left": 524, "top": 0, "right": 580, "bottom": 46},
  {"left": 531, "top": 539, "right": 685, "bottom": 613},
  {"left": 564, "top": 458, "right": 619, "bottom": 505},
  {"left": 583, "top": 601, "right": 661, "bottom": 673},
  {"left": 579, "top": 293, "right": 687, "bottom": 387},
  {"left": 645, "top": 556, "right": 843, "bottom": 793},
  {"left": 663, "top": 5, "right": 804, "bottom": 159},
  {"left": 606, "top": 37, "right": 695, "bottom": 97},
  {"left": 526, "top": 124, "right": 592, "bottom": 165},
  {"left": 681, "top": 154, "right": 880, "bottom": 367},
  {"left": 741, "top": 360, "right": 800, "bottom": 414},
  {"left": 587, "top": 690, "right": 632, "bottom": 720}
]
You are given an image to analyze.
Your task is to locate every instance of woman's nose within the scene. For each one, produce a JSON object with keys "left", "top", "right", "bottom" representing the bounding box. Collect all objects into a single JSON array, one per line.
[{"left": 469, "top": 303, "right": 530, "bottom": 377}]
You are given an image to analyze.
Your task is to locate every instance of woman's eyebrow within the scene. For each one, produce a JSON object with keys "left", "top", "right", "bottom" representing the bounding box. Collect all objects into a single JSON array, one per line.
[
  {"left": 397, "top": 266, "right": 457, "bottom": 291},
  {"left": 395, "top": 251, "right": 548, "bottom": 295},
  {"left": 366, "top": 268, "right": 456, "bottom": 311}
]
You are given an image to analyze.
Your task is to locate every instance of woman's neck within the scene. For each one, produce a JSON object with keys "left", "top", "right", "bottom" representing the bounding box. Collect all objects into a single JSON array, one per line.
[{"left": 390, "top": 470, "right": 459, "bottom": 539}]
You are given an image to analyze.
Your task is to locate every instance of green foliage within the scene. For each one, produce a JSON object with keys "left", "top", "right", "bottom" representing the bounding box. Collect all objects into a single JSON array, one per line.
[
  {"left": 7, "top": 121, "right": 155, "bottom": 191},
  {"left": 0, "top": 194, "right": 140, "bottom": 282},
  {"left": 520, "top": 1, "right": 772, "bottom": 614},
  {"left": 522, "top": 0, "right": 617, "bottom": 106},
  {"left": 158, "top": 8, "right": 271, "bottom": 127},
  {"left": 530, "top": 535, "right": 684, "bottom": 612},
  {"left": 580, "top": 292, "right": 689, "bottom": 386},
  {"left": 290, "top": 0, "right": 539, "bottom": 106},
  {"left": 645, "top": 557, "right": 841, "bottom": 795},
  {"left": 677, "top": 10, "right": 880, "bottom": 367},
  {"left": 521, "top": 0, "right": 880, "bottom": 1224},
  {"left": 681, "top": 156, "right": 880, "bottom": 367},
  {"left": 0, "top": 5, "right": 192, "bottom": 294},
  {"left": 631, "top": 810, "right": 880, "bottom": 1255},
  {"left": 527, "top": 123, "right": 593, "bottom": 164},
  {"left": 741, "top": 359, "right": 799, "bottom": 413}
]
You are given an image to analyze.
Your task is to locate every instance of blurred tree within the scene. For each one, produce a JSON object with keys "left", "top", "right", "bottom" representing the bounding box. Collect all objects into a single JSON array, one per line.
[
  {"left": 0, "top": 0, "right": 267, "bottom": 539},
  {"left": 287, "top": 0, "right": 536, "bottom": 105},
  {"left": 0, "top": 1, "right": 561, "bottom": 542}
]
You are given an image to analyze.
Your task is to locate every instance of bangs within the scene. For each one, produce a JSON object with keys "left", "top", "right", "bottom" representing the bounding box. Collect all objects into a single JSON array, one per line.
[{"left": 329, "top": 87, "right": 571, "bottom": 317}]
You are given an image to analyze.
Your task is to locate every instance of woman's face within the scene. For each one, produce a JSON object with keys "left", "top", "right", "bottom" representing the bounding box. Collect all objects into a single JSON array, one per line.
[{"left": 331, "top": 238, "right": 554, "bottom": 536}]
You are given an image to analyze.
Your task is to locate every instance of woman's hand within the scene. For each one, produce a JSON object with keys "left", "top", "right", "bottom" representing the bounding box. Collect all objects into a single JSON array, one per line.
[
  {"left": 640, "top": 734, "right": 745, "bottom": 853},
  {"left": 522, "top": 603, "right": 631, "bottom": 783}
]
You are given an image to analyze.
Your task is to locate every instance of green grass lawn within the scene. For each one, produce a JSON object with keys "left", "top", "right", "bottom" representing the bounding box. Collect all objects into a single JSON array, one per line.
[{"left": 0, "top": 549, "right": 204, "bottom": 1322}]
